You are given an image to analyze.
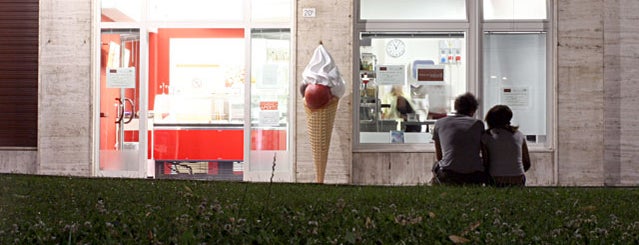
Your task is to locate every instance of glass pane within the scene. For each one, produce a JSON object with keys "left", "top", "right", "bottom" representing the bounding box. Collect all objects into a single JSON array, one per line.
[
  {"left": 360, "top": 0, "right": 466, "bottom": 20},
  {"left": 149, "top": 0, "right": 243, "bottom": 21},
  {"left": 358, "top": 33, "right": 466, "bottom": 144},
  {"left": 101, "top": 0, "right": 142, "bottom": 22},
  {"left": 99, "top": 29, "right": 143, "bottom": 176},
  {"left": 483, "top": 0, "right": 547, "bottom": 20},
  {"left": 247, "top": 29, "right": 291, "bottom": 181},
  {"left": 483, "top": 33, "right": 546, "bottom": 144},
  {"left": 251, "top": 0, "right": 292, "bottom": 22}
]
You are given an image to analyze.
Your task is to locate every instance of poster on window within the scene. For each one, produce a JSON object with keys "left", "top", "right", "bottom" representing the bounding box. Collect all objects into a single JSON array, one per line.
[
  {"left": 501, "top": 87, "right": 530, "bottom": 108},
  {"left": 259, "top": 101, "right": 279, "bottom": 126},
  {"left": 106, "top": 67, "right": 136, "bottom": 88},
  {"left": 376, "top": 65, "right": 405, "bottom": 85}
]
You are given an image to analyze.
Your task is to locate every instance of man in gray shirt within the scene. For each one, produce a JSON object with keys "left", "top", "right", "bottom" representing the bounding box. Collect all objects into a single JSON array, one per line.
[{"left": 431, "top": 92, "right": 489, "bottom": 185}]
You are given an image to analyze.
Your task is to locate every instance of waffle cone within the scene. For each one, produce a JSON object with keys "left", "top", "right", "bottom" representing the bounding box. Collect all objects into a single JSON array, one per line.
[{"left": 304, "top": 97, "right": 339, "bottom": 183}]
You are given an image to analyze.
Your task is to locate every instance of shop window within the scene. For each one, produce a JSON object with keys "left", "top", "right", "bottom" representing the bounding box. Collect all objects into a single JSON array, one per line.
[
  {"left": 482, "top": 32, "right": 547, "bottom": 144},
  {"left": 483, "top": 0, "right": 547, "bottom": 20},
  {"left": 356, "top": 0, "right": 552, "bottom": 148},
  {"left": 360, "top": 0, "right": 466, "bottom": 20},
  {"left": 358, "top": 33, "right": 466, "bottom": 144}
]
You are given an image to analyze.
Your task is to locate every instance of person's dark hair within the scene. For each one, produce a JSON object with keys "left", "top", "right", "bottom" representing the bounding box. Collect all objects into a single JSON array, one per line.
[
  {"left": 454, "top": 92, "right": 479, "bottom": 116},
  {"left": 485, "top": 105, "right": 519, "bottom": 133}
]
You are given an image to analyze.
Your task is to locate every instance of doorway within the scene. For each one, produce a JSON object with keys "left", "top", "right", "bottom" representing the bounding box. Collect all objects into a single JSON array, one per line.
[{"left": 97, "top": 28, "right": 149, "bottom": 178}]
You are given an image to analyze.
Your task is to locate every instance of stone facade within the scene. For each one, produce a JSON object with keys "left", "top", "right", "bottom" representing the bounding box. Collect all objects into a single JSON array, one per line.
[
  {"left": 603, "top": 0, "right": 639, "bottom": 186},
  {"left": 1, "top": 0, "right": 639, "bottom": 186},
  {"left": 37, "top": 0, "right": 93, "bottom": 176}
]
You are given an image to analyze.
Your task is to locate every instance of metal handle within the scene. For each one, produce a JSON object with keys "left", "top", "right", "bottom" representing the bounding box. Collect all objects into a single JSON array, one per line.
[
  {"left": 123, "top": 98, "right": 135, "bottom": 124},
  {"left": 115, "top": 98, "right": 124, "bottom": 124}
]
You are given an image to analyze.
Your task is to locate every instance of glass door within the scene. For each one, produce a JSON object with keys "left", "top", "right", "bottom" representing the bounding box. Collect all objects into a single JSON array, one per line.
[
  {"left": 245, "top": 29, "right": 292, "bottom": 182},
  {"left": 97, "top": 28, "right": 149, "bottom": 178}
]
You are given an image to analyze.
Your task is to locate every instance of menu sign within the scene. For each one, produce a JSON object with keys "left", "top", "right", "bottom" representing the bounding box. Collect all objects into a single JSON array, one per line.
[
  {"left": 501, "top": 87, "right": 530, "bottom": 108},
  {"left": 418, "top": 68, "right": 444, "bottom": 81},
  {"left": 376, "top": 65, "right": 405, "bottom": 85},
  {"left": 413, "top": 64, "right": 445, "bottom": 85},
  {"left": 106, "top": 67, "right": 136, "bottom": 88}
]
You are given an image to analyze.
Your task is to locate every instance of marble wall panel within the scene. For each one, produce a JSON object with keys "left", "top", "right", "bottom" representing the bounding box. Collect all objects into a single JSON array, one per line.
[
  {"left": 38, "top": 0, "right": 93, "bottom": 176},
  {"left": 557, "top": 0, "right": 605, "bottom": 186},
  {"left": 526, "top": 152, "right": 555, "bottom": 186},
  {"left": 352, "top": 152, "right": 392, "bottom": 185},
  {"left": 296, "top": 0, "right": 353, "bottom": 184},
  {"left": 353, "top": 151, "right": 554, "bottom": 186},
  {"left": 603, "top": 0, "right": 639, "bottom": 186},
  {"left": 387, "top": 153, "right": 433, "bottom": 185},
  {"left": 603, "top": 0, "right": 622, "bottom": 185},
  {"left": 617, "top": 0, "right": 639, "bottom": 185}
]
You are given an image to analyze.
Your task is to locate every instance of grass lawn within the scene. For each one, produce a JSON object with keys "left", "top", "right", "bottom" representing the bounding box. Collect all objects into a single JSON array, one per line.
[{"left": 2, "top": 173, "right": 639, "bottom": 244}]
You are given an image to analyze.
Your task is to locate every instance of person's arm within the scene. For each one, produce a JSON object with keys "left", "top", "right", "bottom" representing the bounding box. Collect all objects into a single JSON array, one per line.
[
  {"left": 435, "top": 138, "right": 443, "bottom": 161},
  {"left": 522, "top": 140, "right": 531, "bottom": 172},
  {"left": 481, "top": 141, "right": 490, "bottom": 171}
]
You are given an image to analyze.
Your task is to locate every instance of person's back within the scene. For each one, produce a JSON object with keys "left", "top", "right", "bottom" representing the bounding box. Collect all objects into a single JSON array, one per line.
[
  {"left": 483, "top": 128, "right": 526, "bottom": 175},
  {"left": 434, "top": 115, "right": 484, "bottom": 173},
  {"left": 431, "top": 92, "right": 488, "bottom": 185},
  {"left": 481, "top": 105, "right": 531, "bottom": 187}
]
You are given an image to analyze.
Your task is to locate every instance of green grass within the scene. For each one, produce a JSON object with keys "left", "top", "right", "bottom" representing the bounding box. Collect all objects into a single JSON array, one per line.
[{"left": 2, "top": 174, "right": 639, "bottom": 244}]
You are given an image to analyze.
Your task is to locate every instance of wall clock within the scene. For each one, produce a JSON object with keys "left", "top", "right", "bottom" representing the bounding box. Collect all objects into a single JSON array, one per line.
[{"left": 386, "top": 39, "right": 406, "bottom": 58}]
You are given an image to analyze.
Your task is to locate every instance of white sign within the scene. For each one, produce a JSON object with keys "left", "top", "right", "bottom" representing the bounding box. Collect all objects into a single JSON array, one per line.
[
  {"left": 302, "top": 8, "right": 316, "bottom": 18},
  {"left": 106, "top": 67, "right": 136, "bottom": 88},
  {"left": 258, "top": 101, "right": 280, "bottom": 126},
  {"left": 501, "top": 87, "right": 530, "bottom": 108},
  {"left": 376, "top": 65, "right": 405, "bottom": 85}
]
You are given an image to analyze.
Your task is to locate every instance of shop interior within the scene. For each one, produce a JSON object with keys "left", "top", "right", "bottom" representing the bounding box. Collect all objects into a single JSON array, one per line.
[
  {"left": 358, "top": 33, "right": 467, "bottom": 144},
  {"left": 98, "top": 26, "right": 290, "bottom": 180}
]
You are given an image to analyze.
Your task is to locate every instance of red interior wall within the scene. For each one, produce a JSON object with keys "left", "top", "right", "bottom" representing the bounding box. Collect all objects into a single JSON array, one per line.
[
  {"left": 148, "top": 28, "right": 244, "bottom": 110},
  {"left": 100, "top": 34, "right": 121, "bottom": 150}
]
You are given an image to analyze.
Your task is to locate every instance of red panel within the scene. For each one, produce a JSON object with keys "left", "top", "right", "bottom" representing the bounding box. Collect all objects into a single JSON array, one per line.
[
  {"left": 124, "top": 131, "right": 138, "bottom": 141},
  {"left": 149, "top": 28, "right": 245, "bottom": 113},
  {"left": 251, "top": 129, "right": 287, "bottom": 151},
  {"left": 152, "top": 128, "right": 285, "bottom": 161},
  {"left": 154, "top": 129, "right": 244, "bottom": 161}
]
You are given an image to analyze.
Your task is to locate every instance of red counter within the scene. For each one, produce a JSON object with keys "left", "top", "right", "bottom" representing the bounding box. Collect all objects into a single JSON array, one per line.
[{"left": 151, "top": 125, "right": 287, "bottom": 161}]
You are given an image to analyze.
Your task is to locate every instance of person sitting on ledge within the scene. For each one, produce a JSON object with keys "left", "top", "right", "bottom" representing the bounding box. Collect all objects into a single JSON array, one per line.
[
  {"left": 481, "top": 105, "right": 531, "bottom": 187},
  {"left": 431, "top": 92, "right": 489, "bottom": 185}
]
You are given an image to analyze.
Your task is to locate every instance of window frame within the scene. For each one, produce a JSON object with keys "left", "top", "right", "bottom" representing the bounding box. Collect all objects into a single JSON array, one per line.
[{"left": 352, "top": 0, "right": 554, "bottom": 152}]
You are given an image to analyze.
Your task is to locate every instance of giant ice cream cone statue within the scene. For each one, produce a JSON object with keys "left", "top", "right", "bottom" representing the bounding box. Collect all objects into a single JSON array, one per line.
[{"left": 300, "top": 43, "right": 346, "bottom": 183}]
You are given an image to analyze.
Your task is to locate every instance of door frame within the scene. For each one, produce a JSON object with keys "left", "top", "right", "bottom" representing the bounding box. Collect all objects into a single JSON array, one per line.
[{"left": 93, "top": 26, "right": 150, "bottom": 178}]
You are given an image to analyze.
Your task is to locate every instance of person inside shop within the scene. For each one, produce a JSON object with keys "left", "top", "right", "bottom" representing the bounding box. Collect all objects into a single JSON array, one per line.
[
  {"left": 430, "top": 92, "right": 489, "bottom": 185},
  {"left": 481, "top": 105, "right": 531, "bottom": 187},
  {"left": 381, "top": 85, "right": 421, "bottom": 132}
]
